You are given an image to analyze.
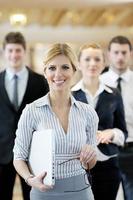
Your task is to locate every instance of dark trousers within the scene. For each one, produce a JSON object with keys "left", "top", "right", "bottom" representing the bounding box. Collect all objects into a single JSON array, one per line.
[
  {"left": 121, "top": 173, "right": 133, "bottom": 200},
  {"left": 90, "top": 160, "right": 121, "bottom": 200},
  {"left": 119, "top": 144, "right": 133, "bottom": 200},
  {"left": 91, "top": 174, "right": 120, "bottom": 200},
  {"left": 0, "top": 161, "right": 31, "bottom": 200}
]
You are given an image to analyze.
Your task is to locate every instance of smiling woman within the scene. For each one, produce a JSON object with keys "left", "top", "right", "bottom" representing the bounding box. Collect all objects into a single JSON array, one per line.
[
  {"left": 44, "top": 54, "right": 74, "bottom": 92},
  {"left": 43, "top": 44, "right": 76, "bottom": 94},
  {"left": 13, "top": 43, "right": 98, "bottom": 200}
]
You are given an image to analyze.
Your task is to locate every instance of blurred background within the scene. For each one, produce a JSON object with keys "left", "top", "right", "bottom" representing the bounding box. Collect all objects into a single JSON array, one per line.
[
  {"left": 0, "top": 0, "right": 132, "bottom": 199},
  {"left": 0, "top": 0, "right": 133, "bottom": 74}
]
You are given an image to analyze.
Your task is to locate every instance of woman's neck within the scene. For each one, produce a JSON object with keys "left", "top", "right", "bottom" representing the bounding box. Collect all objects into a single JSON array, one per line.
[
  {"left": 83, "top": 77, "right": 99, "bottom": 96},
  {"left": 49, "top": 91, "right": 71, "bottom": 108}
]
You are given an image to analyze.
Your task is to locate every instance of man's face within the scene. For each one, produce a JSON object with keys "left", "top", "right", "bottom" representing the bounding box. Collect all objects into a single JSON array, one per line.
[
  {"left": 4, "top": 43, "right": 26, "bottom": 70},
  {"left": 108, "top": 43, "right": 131, "bottom": 74}
]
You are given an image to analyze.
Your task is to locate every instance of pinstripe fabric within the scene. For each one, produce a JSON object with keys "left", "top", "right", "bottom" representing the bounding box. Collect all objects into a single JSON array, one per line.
[{"left": 13, "top": 93, "right": 98, "bottom": 179}]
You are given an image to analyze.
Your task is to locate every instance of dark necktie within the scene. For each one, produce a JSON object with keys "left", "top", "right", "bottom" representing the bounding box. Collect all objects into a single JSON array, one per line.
[
  {"left": 117, "top": 77, "right": 122, "bottom": 93},
  {"left": 13, "top": 75, "right": 18, "bottom": 110}
]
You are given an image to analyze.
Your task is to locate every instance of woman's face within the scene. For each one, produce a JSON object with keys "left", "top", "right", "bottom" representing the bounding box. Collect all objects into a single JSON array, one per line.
[
  {"left": 44, "top": 54, "right": 75, "bottom": 92},
  {"left": 79, "top": 47, "right": 105, "bottom": 79}
]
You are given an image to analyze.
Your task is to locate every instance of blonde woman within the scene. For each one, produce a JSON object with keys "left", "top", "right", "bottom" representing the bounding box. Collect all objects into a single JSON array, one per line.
[
  {"left": 72, "top": 43, "right": 127, "bottom": 200},
  {"left": 13, "top": 43, "right": 98, "bottom": 200}
]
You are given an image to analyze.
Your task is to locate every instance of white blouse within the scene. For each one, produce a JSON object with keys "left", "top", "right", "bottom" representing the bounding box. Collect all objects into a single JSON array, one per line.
[{"left": 13, "top": 93, "right": 98, "bottom": 179}]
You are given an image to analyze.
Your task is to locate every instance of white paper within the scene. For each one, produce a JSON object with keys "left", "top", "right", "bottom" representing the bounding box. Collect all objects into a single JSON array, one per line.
[{"left": 28, "top": 129, "right": 55, "bottom": 185}]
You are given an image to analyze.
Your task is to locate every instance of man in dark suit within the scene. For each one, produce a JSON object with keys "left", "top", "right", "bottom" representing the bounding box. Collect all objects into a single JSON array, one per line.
[{"left": 0, "top": 32, "right": 49, "bottom": 200}]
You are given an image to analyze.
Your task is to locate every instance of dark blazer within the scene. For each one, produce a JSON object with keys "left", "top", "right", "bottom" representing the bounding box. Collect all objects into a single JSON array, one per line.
[
  {"left": 0, "top": 67, "right": 49, "bottom": 164},
  {"left": 73, "top": 87, "right": 128, "bottom": 160}
]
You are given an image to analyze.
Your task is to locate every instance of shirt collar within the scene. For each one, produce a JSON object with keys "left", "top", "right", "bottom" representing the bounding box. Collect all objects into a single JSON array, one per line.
[
  {"left": 71, "top": 80, "right": 83, "bottom": 91},
  {"left": 101, "top": 83, "right": 113, "bottom": 94},
  {"left": 108, "top": 68, "right": 131, "bottom": 83},
  {"left": 120, "top": 69, "right": 131, "bottom": 82},
  {"left": 6, "top": 66, "right": 27, "bottom": 80},
  {"left": 71, "top": 79, "right": 113, "bottom": 95},
  {"left": 36, "top": 93, "right": 80, "bottom": 108}
]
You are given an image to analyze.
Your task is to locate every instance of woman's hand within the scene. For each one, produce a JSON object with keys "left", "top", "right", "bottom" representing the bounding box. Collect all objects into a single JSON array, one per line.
[
  {"left": 80, "top": 144, "right": 97, "bottom": 170},
  {"left": 27, "top": 172, "right": 53, "bottom": 192},
  {"left": 97, "top": 129, "right": 114, "bottom": 144}
]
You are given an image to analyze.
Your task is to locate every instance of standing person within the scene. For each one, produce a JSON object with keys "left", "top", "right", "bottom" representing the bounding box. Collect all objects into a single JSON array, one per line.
[
  {"left": 0, "top": 32, "right": 49, "bottom": 200},
  {"left": 13, "top": 43, "right": 98, "bottom": 200},
  {"left": 101, "top": 35, "right": 133, "bottom": 200},
  {"left": 72, "top": 43, "right": 127, "bottom": 200}
]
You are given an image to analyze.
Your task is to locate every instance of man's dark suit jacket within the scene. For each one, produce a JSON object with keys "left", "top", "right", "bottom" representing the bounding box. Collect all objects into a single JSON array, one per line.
[
  {"left": 0, "top": 67, "right": 49, "bottom": 164},
  {"left": 73, "top": 88, "right": 128, "bottom": 167}
]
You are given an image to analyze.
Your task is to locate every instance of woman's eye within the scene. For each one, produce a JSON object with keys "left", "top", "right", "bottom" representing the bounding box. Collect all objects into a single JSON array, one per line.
[
  {"left": 62, "top": 65, "right": 70, "bottom": 70},
  {"left": 95, "top": 58, "right": 101, "bottom": 62},
  {"left": 48, "top": 66, "right": 56, "bottom": 71},
  {"left": 85, "top": 58, "right": 90, "bottom": 62}
]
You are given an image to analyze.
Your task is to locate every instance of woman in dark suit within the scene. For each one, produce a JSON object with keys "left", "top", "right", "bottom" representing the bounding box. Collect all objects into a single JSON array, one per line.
[{"left": 72, "top": 43, "right": 127, "bottom": 200}]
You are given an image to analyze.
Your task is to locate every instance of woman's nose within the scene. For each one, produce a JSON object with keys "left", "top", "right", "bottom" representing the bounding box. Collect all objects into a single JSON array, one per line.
[
  {"left": 55, "top": 69, "right": 62, "bottom": 77},
  {"left": 89, "top": 59, "right": 96, "bottom": 66}
]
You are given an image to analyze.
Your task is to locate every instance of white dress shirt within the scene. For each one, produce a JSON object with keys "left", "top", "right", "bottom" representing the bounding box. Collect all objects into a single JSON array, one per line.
[
  {"left": 101, "top": 68, "right": 133, "bottom": 142},
  {"left": 13, "top": 94, "right": 98, "bottom": 179},
  {"left": 72, "top": 79, "right": 125, "bottom": 146},
  {"left": 5, "top": 67, "right": 29, "bottom": 106}
]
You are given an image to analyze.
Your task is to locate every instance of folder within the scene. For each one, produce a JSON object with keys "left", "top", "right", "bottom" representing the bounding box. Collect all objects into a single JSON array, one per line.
[{"left": 28, "top": 129, "right": 55, "bottom": 185}]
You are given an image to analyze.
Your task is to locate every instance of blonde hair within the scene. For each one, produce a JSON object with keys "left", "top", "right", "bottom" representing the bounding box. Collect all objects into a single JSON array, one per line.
[
  {"left": 44, "top": 43, "right": 77, "bottom": 71},
  {"left": 78, "top": 43, "right": 104, "bottom": 61}
]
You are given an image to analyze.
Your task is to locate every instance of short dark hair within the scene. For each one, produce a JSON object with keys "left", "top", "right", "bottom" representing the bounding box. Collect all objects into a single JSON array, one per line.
[
  {"left": 108, "top": 35, "right": 132, "bottom": 51},
  {"left": 3, "top": 32, "right": 26, "bottom": 50}
]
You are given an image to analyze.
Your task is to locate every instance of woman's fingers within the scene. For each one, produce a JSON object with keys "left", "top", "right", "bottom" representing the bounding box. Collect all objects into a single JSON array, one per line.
[
  {"left": 28, "top": 171, "right": 53, "bottom": 192},
  {"left": 38, "top": 172, "right": 47, "bottom": 182},
  {"left": 80, "top": 145, "right": 97, "bottom": 164},
  {"left": 97, "top": 129, "right": 114, "bottom": 144},
  {"left": 39, "top": 183, "right": 53, "bottom": 192}
]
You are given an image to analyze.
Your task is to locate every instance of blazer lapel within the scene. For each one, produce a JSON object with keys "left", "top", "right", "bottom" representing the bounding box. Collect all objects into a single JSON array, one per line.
[
  {"left": 73, "top": 90, "right": 88, "bottom": 104},
  {"left": 0, "top": 71, "right": 15, "bottom": 111},
  {"left": 95, "top": 91, "right": 107, "bottom": 112},
  {"left": 18, "top": 68, "right": 33, "bottom": 110}
]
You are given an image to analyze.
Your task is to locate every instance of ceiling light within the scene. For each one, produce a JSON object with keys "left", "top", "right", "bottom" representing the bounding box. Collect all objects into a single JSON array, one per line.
[{"left": 10, "top": 13, "right": 27, "bottom": 26}]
